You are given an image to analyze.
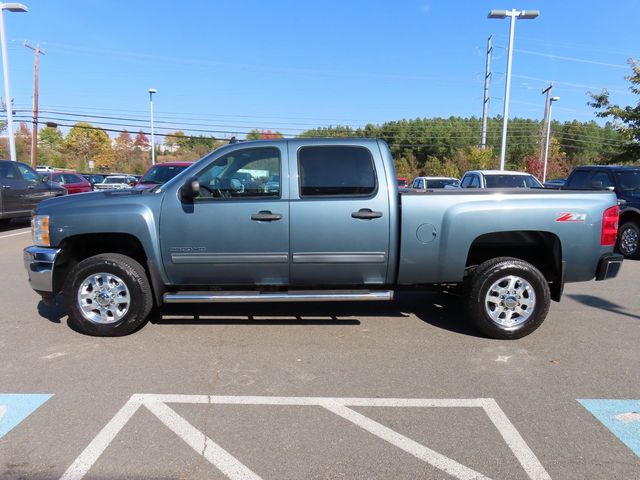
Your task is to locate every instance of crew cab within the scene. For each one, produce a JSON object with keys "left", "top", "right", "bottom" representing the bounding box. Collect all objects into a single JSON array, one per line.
[
  {"left": 23, "top": 139, "right": 622, "bottom": 339},
  {"left": 564, "top": 165, "right": 640, "bottom": 258},
  {"left": 0, "top": 160, "right": 66, "bottom": 226}
]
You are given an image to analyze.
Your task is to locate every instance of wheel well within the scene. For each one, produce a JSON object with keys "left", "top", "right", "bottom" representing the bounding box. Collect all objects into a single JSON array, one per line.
[
  {"left": 466, "top": 231, "right": 563, "bottom": 299},
  {"left": 53, "top": 233, "right": 148, "bottom": 294},
  {"left": 619, "top": 209, "right": 640, "bottom": 227}
]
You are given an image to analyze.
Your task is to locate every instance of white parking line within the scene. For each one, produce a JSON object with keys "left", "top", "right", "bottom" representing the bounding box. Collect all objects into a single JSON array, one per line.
[
  {"left": 0, "top": 230, "right": 29, "bottom": 239},
  {"left": 60, "top": 394, "right": 552, "bottom": 480}
]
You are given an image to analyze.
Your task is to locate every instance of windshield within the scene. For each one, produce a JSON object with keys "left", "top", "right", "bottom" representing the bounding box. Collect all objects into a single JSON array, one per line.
[
  {"left": 615, "top": 170, "right": 640, "bottom": 191},
  {"left": 140, "top": 165, "right": 190, "bottom": 184},
  {"left": 426, "top": 179, "right": 458, "bottom": 188},
  {"left": 104, "top": 177, "right": 127, "bottom": 184},
  {"left": 484, "top": 174, "right": 543, "bottom": 188},
  {"left": 397, "top": 179, "right": 408, "bottom": 187}
]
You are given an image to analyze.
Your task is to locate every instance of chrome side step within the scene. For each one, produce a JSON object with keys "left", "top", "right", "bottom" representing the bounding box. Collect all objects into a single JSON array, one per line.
[{"left": 163, "top": 290, "right": 394, "bottom": 304}]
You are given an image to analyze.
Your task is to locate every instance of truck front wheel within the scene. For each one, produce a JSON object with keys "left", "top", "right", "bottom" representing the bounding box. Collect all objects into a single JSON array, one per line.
[
  {"left": 63, "top": 253, "right": 153, "bottom": 336},
  {"left": 467, "top": 257, "right": 550, "bottom": 339}
]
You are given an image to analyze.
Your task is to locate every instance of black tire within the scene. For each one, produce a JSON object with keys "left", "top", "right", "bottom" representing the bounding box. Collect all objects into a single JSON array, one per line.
[
  {"left": 63, "top": 253, "right": 153, "bottom": 336},
  {"left": 617, "top": 221, "right": 640, "bottom": 259},
  {"left": 467, "top": 257, "right": 550, "bottom": 340}
]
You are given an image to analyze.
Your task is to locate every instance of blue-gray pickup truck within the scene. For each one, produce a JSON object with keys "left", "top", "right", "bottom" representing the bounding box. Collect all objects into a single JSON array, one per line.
[{"left": 23, "top": 138, "right": 623, "bottom": 339}]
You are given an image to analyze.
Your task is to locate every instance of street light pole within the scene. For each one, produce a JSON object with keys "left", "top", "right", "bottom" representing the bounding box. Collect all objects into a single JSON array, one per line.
[
  {"left": 0, "top": 3, "right": 28, "bottom": 162},
  {"left": 148, "top": 88, "right": 156, "bottom": 166},
  {"left": 488, "top": 8, "right": 539, "bottom": 170},
  {"left": 542, "top": 96, "right": 559, "bottom": 183}
]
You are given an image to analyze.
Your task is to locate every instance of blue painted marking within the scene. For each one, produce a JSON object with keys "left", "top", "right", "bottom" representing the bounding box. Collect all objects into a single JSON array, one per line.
[
  {"left": 579, "top": 399, "right": 640, "bottom": 457},
  {"left": 0, "top": 394, "right": 53, "bottom": 439}
]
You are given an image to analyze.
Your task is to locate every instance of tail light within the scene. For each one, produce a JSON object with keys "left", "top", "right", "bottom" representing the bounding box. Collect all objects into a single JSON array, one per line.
[{"left": 601, "top": 205, "right": 619, "bottom": 246}]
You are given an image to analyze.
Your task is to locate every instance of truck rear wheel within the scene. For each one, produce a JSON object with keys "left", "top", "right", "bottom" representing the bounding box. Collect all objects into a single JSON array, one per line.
[
  {"left": 63, "top": 253, "right": 153, "bottom": 336},
  {"left": 467, "top": 257, "right": 550, "bottom": 339},
  {"left": 617, "top": 221, "right": 640, "bottom": 259}
]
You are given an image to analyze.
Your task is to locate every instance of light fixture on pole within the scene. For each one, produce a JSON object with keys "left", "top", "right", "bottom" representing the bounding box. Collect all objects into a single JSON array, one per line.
[
  {"left": 148, "top": 87, "right": 157, "bottom": 165},
  {"left": 0, "top": 2, "right": 28, "bottom": 162},
  {"left": 542, "top": 96, "right": 559, "bottom": 183},
  {"left": 488, "top": 8, "right": 539, "bottom": 170}
]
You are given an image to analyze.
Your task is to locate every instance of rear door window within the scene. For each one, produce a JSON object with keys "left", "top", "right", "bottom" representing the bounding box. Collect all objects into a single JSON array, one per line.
[
  {"left": 0, "top": 162, "right": 18, "bottom": 180},
  {"left": 590, "top": 172, "right": 615, "bottom": 189},
  {"left": 298, "top": 146, "right": 376, "bottom": 197}
]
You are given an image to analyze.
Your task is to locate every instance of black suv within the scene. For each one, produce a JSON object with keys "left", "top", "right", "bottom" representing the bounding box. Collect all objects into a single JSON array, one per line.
[{"left": 564, "top": 165, "right": 640, "bottom": 258}]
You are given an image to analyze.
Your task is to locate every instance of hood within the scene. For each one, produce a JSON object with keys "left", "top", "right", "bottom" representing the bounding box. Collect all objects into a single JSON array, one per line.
[{"left": 34, "top": 188, "right": 146, "bottom": 215}]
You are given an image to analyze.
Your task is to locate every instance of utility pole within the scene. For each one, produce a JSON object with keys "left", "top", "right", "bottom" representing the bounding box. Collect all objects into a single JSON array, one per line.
[
  {"left": 25, "top": 42, "right": 44, "bottom": 169},
  {"left": 481, "top": 35, "right": 492, "bottom": 149},
  {"left": 540, "top": 83, "right": 552, "bottom": 163}
]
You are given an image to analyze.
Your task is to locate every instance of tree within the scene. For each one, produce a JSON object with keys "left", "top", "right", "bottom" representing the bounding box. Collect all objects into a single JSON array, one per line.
[
  {"left": 246, "top": 129, "right": 284, "bottom": 140},
  {"left": 134, "top": 130, "right": 150, "bottom": 150},
  {"left": 113, "top": 130, "right": 134, "bottom": 171},
  {"left": 39, "top": 126, "right": 63, "bottom": 149},
  {"left": 15, "top": 123, "right": 31, "bottom": 164},
  {"left": 65, "top": 122, "right": 113, "bottom": 170},
  {"left": 524, "top": 137, "right": 569, "bottom": 180},
  {"left": 589, "top": 59, "right": 640, "bottom": 161}
]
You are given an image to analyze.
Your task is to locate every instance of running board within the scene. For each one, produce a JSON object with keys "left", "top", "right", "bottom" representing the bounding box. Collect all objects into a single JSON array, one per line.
[{"left": 163, "top": 290, "right": 394, "bottom": 304}]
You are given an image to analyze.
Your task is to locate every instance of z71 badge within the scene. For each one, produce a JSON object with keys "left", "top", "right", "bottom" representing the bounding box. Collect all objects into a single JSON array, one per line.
[{"left": 556, "top": 213, "right": 586, "bottom": 222}]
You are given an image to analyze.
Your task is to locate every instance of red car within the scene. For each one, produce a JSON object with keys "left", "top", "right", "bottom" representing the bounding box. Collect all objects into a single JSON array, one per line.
[
  {"left": 135, "top": 162, "right": 193, "bottom": 190},
  {"left": 397, "top": 177, "right": 410, "bottom": 188},
  {"left": 44, "top": 171, "right": 92, "bottom": 194}
]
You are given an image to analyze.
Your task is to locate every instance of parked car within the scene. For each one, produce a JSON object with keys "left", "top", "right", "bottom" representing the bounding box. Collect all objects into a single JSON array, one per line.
[
  {"left": 397, "top": 177, "right": 410, "bottom": 188},
  {"left": 563, "top": 165, "right": 640, "bottom": 258},
  {"left": 0, "top": 160, "right": 65, "bottom": 225},
  {"left": 93, "top": 175, "right": 138, "bottom": 191},
  {"left": 459, "top": 170, "right": 544, "bottom": 189},
  {"left": 543, "top": 178, "right": 566, "bottom": 189},
  {"left": 411, "top": 176, "right": 460, "bottom": 190},
  {"left": 24, "top": 139, "right": 622, "bottom": 340},
  {"left": 81, "top": 174, "right": 106, "bottom": 190},
  {"left": 43, "top": 172, "right": 92, "bottom": 195},
  {"left": 135, "top": 162, "right": 193, "bottom": 190}
]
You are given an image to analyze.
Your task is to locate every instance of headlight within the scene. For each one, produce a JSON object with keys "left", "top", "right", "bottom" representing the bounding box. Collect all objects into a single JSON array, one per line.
[{"left": 32, "top": 215, "right": 50, "bottom": 246}]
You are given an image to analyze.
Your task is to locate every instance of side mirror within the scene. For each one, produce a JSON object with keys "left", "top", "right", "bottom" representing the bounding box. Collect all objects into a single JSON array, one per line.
[
  {"left": 605, "top": 186, "right": 616, "bottom": 192},
  {"left": 591, "top": 180, "right": 604, "bottom": 190},
  {"left": 181, "top": 176, "right": 200, "bottom": 200}
]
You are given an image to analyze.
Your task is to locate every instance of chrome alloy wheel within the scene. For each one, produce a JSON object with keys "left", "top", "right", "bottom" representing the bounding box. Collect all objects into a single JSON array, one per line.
[
  {"left": 620, "top": 227, "right": 639, "bottom": 256},
  {"left": 77, "top": 272, "right": 131, "bottom": 324},
  {"left": 484, "top": 275, "right": 536, "bottom": 328}
]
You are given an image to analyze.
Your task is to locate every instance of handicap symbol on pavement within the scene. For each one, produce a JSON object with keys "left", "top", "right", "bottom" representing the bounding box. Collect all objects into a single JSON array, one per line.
[
  {"left": 0, "top": 394, "right": 53, "bottom": 439},
  {"left": 579, "top": 399, "right": 640, "bottom": 457}
]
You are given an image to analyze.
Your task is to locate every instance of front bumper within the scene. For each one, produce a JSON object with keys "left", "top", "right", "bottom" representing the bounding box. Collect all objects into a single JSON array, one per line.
[
  {"left": 23, "top": 246, "right": 61, "bottom": 293},
  {"left": 595, "top": 253, "right": 623, "bottom": 281}
]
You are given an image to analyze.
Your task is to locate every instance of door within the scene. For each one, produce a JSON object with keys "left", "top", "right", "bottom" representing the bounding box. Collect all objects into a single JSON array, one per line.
[
  {"left": 0, "top": 162, "right": 22, "bottom": 213},
  {"left": 288, "top": 141, "right": 391, "bottom": 286},
  {"left": 15, "top": 162, "right": 53, "bottom": 210},
  {"left": 160, "top": 144, "right": 290, "bottom": 286}
]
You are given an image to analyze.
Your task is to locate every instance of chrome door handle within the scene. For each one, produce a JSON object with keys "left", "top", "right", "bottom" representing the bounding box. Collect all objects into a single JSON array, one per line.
[
  {"left": 2, "top": 185, "right": 11, "bottom": 189},
  {"left": 251, "top": 211, "right": 283, "bottom": 221},
  {"left": 351, "top": 208, "right": 383, "bottom": 219}
]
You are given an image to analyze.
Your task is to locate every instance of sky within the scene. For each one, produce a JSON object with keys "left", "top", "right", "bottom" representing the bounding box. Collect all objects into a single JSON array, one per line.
[{"left": 1, "top": 0, "right": 639, "bottom": 140}]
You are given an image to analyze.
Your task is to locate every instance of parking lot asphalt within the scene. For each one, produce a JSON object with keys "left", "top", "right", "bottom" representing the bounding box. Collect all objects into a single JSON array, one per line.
[{"left": 1, "top": 218, "right": 639, "bottom": 479}]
